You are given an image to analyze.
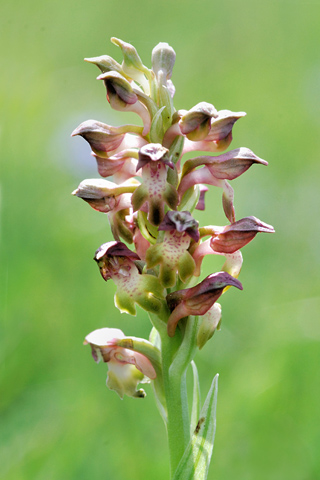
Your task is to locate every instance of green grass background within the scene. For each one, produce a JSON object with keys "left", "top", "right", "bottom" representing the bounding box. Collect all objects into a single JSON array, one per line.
[{"left": 1, "top": 0, "right": 320, "bottom": 478}]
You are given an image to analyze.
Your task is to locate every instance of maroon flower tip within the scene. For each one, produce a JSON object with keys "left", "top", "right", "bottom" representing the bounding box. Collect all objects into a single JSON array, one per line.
[
  {"left": 166, "top": 271, "right": 243, "bottom": 336},
  {"left": 136, "top": 143, "right": 169, "bottom": 171},
  {"left": 94, "top": 241, "right": 140, "bottom": 262},
  {"left": 210, "top": 216, "right": 275, "bottom": 253},
  {"left": 204, "top": 272, "right": 243, "bottom": 292},
  {"left": 158, "top": 211, "right": 200, "bottom": 242},
  {"left": 228, "top": 216, "right": 275, "bottom": 234}
]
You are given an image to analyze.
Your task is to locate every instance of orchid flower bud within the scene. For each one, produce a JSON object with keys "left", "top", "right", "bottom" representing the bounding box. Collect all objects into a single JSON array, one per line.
[
  {"left": 166, "top": 272, "right": 243, "bottom": 337},
  {"left": 111, "top": 37, "right": 151, "bottom": 91},
  {"left": 151, "top": 43, "right": 176, "bottom": 125},
  {"left": 84, "top": 55, "right": 128, "bottom": 76},
  {"left": 84, "top": 328, "right": 157, "bottom": 398},
  {"left": 151, "top": 42, "right": 176, "bottom": 82}
]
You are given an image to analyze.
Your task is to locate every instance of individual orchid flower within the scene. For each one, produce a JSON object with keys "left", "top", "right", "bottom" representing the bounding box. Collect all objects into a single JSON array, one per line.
[
  {"left": 179, "top": 102, "right": 218, "bottom": 141},
  {"left": 163, "top": 106, "right": 245, "bottom": 154},
  {"left": 72, "top": 178, "right": 139, "bottom": 241},
  {"left": 72, "top": 121, "right": 147, "bottom": 180},
  {"left": 166, "top": 272, "right": 243, "bottom": 337},
  {"left": 97, "top": 71, "right": 151, "bottom": 135},
  {"left": 111, "top": 37, "right": 152, "bottom": 94},
  {"left": 71, "top": 119, "right": 144, "bottom": 154},
  {"left": 94, "top": 241, "right": 165, "bottom": 315},
  {"left": 178, "top": 148, "right": 268, "bottom": 222},
  {"left": 131, "top": 143, "right": 179, "bottom": 225},
  {"left": 84, "top": 328, "right": 157, "bottom": 398},
  {"left": 202, "top": 216, "right": 275, "bottom": 254},
  {"left": 145, "top": 211, "right": 199, "bottom": 288},
  {"left": 192, "top": 216, "right": 275, "bottom": 276},
  {"left": 181, "top": 147, "right": 267, "bottom": 181},
  {"left": 72, "top": 178, "right": 137, "bottom": 210},
  {"left": 181, "top": 109, "right": 246, "bottom": 154}
]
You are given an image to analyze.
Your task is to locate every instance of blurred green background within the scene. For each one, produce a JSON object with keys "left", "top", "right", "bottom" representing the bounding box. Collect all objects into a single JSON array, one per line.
[{"left": 1, "top": 0, "right": 320, "bottom": 478}]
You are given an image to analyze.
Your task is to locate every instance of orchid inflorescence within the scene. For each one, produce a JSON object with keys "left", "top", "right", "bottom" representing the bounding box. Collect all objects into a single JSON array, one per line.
[{"left": 73, "top": 38, "right": 274, "bottom": 479}]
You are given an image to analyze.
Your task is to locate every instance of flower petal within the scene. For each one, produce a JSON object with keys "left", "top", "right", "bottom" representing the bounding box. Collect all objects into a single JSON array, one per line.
[
  {"left": 210, "top": 216, "right": 275, "bottom": 253},
  {"left": 166, "top": 272, "right": 242, "bottom": 336}
]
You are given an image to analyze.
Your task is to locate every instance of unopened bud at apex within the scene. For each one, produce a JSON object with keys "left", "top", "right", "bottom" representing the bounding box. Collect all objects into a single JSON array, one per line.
[
  {"left": 111, "top": 37, "right": 151, "bottom": 82},
  {"left": 152, "top": 42, "right": 176, "bottom": 80}
]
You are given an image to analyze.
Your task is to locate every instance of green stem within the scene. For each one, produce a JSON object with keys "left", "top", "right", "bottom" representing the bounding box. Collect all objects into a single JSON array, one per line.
[
  {"left": 171, "top": 316, "right": 199, "bottom": 377},
  {"left": 161, "top": 331, "right": 191, "bottom": 477},
  {"left": 149, "top": 309, "right": 197, "bottom": 477}
]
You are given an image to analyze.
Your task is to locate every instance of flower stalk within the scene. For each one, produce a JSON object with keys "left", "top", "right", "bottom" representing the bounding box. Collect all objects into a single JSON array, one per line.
[{"left": 72, "top": 38, "right": 274, "bottom": 479}]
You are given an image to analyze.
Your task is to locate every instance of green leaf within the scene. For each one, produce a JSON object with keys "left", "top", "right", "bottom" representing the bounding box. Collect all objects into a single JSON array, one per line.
[
  {"left": 150, "top": 106, "right": 166, "bottom": 143},
  {"left": 172, "top": 374, "right": 219, "bottom": 480},
  {"left": 190, "top": 361, "right": 201, "bottom": 435}
]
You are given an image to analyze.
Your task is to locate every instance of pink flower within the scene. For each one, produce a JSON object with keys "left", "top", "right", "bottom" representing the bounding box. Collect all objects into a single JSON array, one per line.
[
  {"left": 97, "top": 71, "right": 151, "bottom": 135},
  {"left": 163, "top": 105, "right": 245, "bottom": 155},
  {"left": 71, "top": 120, "right": 147, "bottom": 180},
  {"left": 94, "top": 241, "right": 165, "bottom": 315},
  {"left": 166, "top": 272, "right": 243, "bottom": 337},
  {"left": 131, "top": 144, "right": 179, "bottom": 225},
  {"left": 146, "top": 211, "right": 199, "bottom": 287},
  {"left": 178, "top": 148, "right": 268, "bottom": 222},
  {"left": 84, "top": 328, "right": 156, "bottom": 398},
  {"left": 208, "top": 216, "right": 275, "bottom": 254}
]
